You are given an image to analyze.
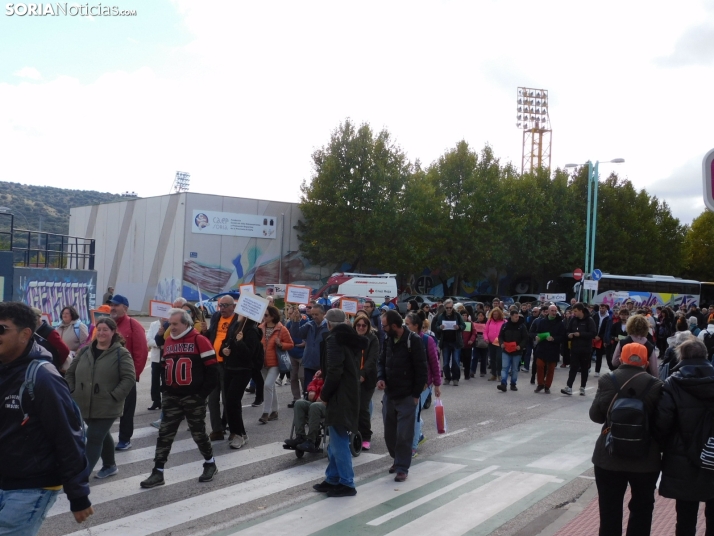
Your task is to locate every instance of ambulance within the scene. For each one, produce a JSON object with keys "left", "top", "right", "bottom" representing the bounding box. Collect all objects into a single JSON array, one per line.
[{"left": 313, "top": 273, "right": 398, "bottom": 303}]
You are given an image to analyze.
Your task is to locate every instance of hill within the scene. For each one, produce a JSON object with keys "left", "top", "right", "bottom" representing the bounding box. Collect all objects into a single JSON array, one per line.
[{"left": 0, "top": 181, "right": 135, "bottom": 237}]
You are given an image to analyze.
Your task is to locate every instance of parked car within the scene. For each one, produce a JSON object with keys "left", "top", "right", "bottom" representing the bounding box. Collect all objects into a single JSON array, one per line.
[
  {"left": 397, "top": 295, "right": 439, "bottom": 315},
  {"left": 511, "top": 294, "right": 540, "bottom": 305},
  {"left": 195, "top": 291, "right": 241, "bottom": 316}
]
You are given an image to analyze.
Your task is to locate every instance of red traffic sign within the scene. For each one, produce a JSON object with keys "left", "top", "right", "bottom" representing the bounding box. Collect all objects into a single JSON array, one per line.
[{"left": 573, "top": 268, "right": 584, "bottom": 281}]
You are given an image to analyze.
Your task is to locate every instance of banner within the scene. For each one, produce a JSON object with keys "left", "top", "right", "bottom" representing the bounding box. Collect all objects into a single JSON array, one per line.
[
  {"left": 149, "top": 300, "right": 173, "bottom": 318},
  {"left": 340, "top": 298, "right": 359, "bottom": 315},
  {"left": 285, "top": 284, "right": 312, "bottom": 304},
  {"left": 239, "top": 283, "right": 255, "bottom": 295},
  {"left": 192, "top": 210, "right": 277, "bottom": 239},
  {"left": 236, "top": 293, "right": 269, "bottom": 323},
  {"left": 538, "top": 293, "right": 566, "bottom": 302}
]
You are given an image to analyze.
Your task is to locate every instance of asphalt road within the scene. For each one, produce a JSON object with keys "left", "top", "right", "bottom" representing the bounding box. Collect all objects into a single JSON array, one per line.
[{"left": 40, "top": 321, "right": 601, "bottom": 536}]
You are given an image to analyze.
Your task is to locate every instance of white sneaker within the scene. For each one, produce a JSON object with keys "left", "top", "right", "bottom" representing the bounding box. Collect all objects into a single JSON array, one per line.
[
  {"left": 561, "top": 386, "right": 572, "bottom": 396},
  {"left": 594, "top": 372, "right": 600, "bottom": 377},
  {"left": 229, "top": 435, "right": 247, "bottom": 449},
  {"left": 283, "top": 378, "right": 289, "bottom": 386},
  {"left": 580, "top": 387, "right": 586, "bottom": 396},
  {"left": 275, "top": 379, "right": 283, "bottom": 386}
]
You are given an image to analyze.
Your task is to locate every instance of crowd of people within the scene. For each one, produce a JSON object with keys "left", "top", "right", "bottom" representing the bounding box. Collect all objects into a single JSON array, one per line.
[{"left": 1, "top": 290, "right": 714, "bottom": 535}]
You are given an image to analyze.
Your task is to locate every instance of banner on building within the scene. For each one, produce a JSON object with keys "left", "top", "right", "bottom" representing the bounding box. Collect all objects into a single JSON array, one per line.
[{"left": 192, "top": 210, "right": 277, "bottom": 239}]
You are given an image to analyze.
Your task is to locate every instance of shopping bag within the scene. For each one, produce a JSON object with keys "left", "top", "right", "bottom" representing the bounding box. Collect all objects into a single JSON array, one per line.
[
  {"left": 503, "top": 341, "right": 518, "bottom": 353},
  {"left": 435, "top": 397, "right": 447, "bottom": 434},
  {"left": 277, "top": 349, "right": 291, "bottom": 374},
  {"left": 592, "top": 338, "right": 603, "bottom": 349}
]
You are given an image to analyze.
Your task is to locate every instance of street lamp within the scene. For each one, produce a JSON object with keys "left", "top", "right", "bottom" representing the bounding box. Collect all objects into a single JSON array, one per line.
[
  {"left": 564, "top": 159, "right": 625, "bottom": 302},
  {"left": 0, "top": 206, "right": 30, "bottom": 229}
]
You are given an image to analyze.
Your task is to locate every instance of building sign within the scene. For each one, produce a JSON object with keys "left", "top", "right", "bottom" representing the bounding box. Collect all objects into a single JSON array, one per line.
[{"left": 192, "top": 210, "right": 277, "bottom": 239}]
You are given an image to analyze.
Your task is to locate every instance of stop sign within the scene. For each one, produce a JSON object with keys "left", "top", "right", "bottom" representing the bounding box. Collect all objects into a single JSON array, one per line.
[{"left": 573, "top": 268, "right": 584, "bottom": 281}]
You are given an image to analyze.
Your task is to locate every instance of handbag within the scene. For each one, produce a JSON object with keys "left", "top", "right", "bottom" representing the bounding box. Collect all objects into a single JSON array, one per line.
[
  {"left": 475, "top": 333, "right": 488, "bottom": 349},
  {"left": 274, "top": 326, "right": 292, "bottom": 373},
  {"left": 435, "top": 397, "right": 447, "bottom": 434}
]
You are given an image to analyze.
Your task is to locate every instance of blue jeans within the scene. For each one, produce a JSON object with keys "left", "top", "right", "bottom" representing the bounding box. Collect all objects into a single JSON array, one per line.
[
  {"left": 325, "top": 426, "right": 355, "bottom": 488},
  {"left": 0, "top": 488, "right": 60, "bottom": 536},
  {"left": 412, "top": 387, "right": 432, "bottom": 450},
  {"left": 442, "top": 344, "right": 461, "bottom": 381},
  {"left": 501, "top": 352, "right": 521, "bottom": 385}
]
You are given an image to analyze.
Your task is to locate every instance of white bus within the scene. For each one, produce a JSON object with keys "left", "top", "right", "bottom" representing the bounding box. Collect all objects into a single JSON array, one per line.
[{"left": 547, "top": 273, "right": 701, "bottom": 309}]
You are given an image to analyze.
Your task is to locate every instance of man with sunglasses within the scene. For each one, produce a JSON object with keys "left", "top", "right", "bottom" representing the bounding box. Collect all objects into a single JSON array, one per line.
[
  {"left": 0, "top": 302, "right": 93, "bottom": 533},
  {"left": 205, "top": 296, "right": 239, "bottom": 440}
]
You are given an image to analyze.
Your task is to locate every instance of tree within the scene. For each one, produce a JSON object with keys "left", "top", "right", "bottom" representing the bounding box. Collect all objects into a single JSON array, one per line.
[
  {"left": 683, "top": 210, "right": 714, "bottom": 281},
  {"left": 295, "top": 120, "right": 414, "bottom": 273}
]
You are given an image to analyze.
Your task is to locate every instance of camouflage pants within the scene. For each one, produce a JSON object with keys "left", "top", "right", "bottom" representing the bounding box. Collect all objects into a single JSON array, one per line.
[{"left": 154, "top": 393, "right": 213, "bottom": 465}]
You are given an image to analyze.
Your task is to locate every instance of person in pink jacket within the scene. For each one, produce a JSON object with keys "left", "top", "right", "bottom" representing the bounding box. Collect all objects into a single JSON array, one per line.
[
  {"left": 484, "top": 308, "right": 505, "bottom": 381},
  {"left": 405, "top": 312, "right": 441, "bottom": 457}
]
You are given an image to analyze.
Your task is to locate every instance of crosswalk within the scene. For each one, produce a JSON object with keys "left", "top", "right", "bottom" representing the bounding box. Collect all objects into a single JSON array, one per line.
[{"left": 40, "top": 397, "right": 602, "bottom": 536}]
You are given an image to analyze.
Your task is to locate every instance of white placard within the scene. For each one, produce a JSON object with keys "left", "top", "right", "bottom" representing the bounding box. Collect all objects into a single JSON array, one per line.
[
  {"left": 149, "top": 300, "right": 173, "bottom": 318},
  {"left": 442, "top": 320, "right": 457, "bottom": 330},
  {"left": 538, "top": 293, "right": 566, "bottom": 302},
  {"left": 239, "top": 283, "right": 255, "bottom": 295},
  {"left": 265, "top": 284, "right": 286, "bottom": 298},
  {"left": 192, "top": 210, "right": 277, "bottom": 239},
  {"left": 285, "top": 285, "right": 312, "bottom": 304},
  {"left": 583, "top": 280, "right": 599, "bottom": 291},
  {"left": 236, "top": 293, "right": 269, "bottom": 323},
  {"left": 340, "top": 298, "right": 359, "bottom": 315}
]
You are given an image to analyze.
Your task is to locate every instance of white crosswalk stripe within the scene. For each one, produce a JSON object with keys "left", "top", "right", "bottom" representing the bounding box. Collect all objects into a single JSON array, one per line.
[{"left": 64, "top": 453, "right": 386, "bottom": 536}]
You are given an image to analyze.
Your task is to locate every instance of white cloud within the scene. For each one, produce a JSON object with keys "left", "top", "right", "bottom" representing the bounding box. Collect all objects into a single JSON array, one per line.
[
  {"left": 1, "top": 0, "right": 713, "bottom": 229},
  {"left": 13, "top": 67, "right": 42, "bottom": 80}
]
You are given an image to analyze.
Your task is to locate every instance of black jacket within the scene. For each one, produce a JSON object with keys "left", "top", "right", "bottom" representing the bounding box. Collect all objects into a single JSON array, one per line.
[
  {"left": 531, "top": 315, "right": 566, "bottom": 362},
  {"left": 0, "top": 342, "right": 91, "bottom": 512},
  {"left": 498, "top": 320, "right": 529, "bottom": 356},
  {"left": 222, "top": 323, "right": 262, "bottom": 371},
  {"left": 589, "top": 365, "right": 663, "bottom": 473},
  {"left": 207, "top": 312, "right": 239, "bottom": 344},
  {"left": 320, "top": 324, "right": 367, "bottom": 433},
  {"left": 566, "top": 312, "right": 597, "bottom": 354},
  {"left": 378, "top": 328, "right": 428, "bottom": 400},
  {"left": 655, "top": 358, "right": 714, "bottom": 501}
]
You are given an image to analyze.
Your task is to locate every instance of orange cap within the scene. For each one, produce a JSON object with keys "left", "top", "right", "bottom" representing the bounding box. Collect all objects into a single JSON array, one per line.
[{"left": 621, "top": 342, "right": 648, "bottom": 367}]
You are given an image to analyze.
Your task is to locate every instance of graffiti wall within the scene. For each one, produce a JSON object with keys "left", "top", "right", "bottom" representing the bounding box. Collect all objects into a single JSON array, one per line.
[
  {"left": 14, "top": 268, "right": 97, "bottom": 324},
  {"left": 596, "top": 291, "right": 699, "bottom": 309}
]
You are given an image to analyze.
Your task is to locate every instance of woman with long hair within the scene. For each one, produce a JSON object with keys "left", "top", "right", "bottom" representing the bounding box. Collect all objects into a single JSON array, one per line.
[
  {"left": 221, "top": 315, "right": 262, "bottom": 449},
  {"left": 65, "top": 318, "right": 135, "bottom": 479},
  {"left": 484, "top": 308, "right": 505, "bottom": 381},
  {"left": 258, "top": 305, "right": 294, "bottom": 424},
  {"left": 353, "top": 311, "right": 379, "bottom": 450}
]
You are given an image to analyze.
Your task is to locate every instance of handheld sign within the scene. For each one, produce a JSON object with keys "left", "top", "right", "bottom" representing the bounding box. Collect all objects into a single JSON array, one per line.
[
  {"left": 239, "top": 283, "right": 255, "bottom": 295},
  {"left": 149, "top": 300, "right": 173, "bottom": 319},
  {"left": 285, "top": 284, "right": 312, "bottom": 305},
  {"left": 583, "top": 280, "right": 599, "bottom": 291},
  {"left": 236, "top": 293, "right": 269, "bottom": 323},
  {"left": 340, "top": 298, "right": 359, "bottom": 315}
]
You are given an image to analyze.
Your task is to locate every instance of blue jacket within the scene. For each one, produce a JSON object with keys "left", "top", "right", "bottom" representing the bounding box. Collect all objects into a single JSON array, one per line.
[
  {"left": 299, "top": 319, "right": 329, "bottom": 370},
  {"left": 0, "top": 342, "right": 91, "bottom": 512},
  {"left": 286, "top": 317, "right": 308, "bottom": 359}
]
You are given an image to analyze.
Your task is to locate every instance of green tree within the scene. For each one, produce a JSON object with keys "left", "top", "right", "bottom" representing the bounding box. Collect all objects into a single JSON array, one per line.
[
  {"left": 295, "top": 119, "right": 415, "bottom": 273},
  {"left": 683, "top": 210, "right": 714, "bottom": 281}
]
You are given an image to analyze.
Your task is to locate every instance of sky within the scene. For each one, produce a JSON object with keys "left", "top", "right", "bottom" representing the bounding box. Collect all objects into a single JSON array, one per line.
[{"left": 1, "top": 0, "right": 712, "bottom": 225}]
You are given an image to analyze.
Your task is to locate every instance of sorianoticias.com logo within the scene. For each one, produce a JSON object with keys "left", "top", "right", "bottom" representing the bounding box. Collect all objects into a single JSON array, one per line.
[{"left": 5, "top": 3, "right": 137, "bottom": 16}]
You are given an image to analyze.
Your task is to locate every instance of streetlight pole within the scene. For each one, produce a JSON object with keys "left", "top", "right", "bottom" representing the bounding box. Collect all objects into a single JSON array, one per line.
[{"left": 565, "top": 159, "right": 624, "bottom": 303}]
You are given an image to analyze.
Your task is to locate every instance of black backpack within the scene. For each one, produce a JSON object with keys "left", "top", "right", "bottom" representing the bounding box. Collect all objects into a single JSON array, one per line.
[
  {"left": 686, "top": 406, "right": 714, "bottom": 471},
  {"left": 604, "top": 372, "right": 656, "bottom": 458}
]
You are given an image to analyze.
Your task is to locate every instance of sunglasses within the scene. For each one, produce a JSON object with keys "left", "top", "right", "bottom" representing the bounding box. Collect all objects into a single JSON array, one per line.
[
  {"left": 218, "top": 303, "right": 234, "bottom": 308},
  {"left": 0, "top": 325, "right": 21, "bottom": 335},
  {"left": 355, "top": 323, "right": 368, "bottom": 328}
]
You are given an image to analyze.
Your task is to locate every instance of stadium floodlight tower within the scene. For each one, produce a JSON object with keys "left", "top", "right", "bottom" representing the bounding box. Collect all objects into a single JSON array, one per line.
[
  {"left": 516, "top": 87, "right": 552, "bottom": 175},
  {"left": 172, "top": 171, "right": 190, "bottom": 193}
]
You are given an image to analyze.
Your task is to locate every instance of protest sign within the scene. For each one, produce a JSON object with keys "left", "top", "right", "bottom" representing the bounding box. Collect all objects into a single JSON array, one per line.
[
  {"left": 285, "top": 284, "right": 312, "bottom": 304},
  {"left": 149, "top": 300, "right": 173, "bottom": 318},
  {"left": 236, "top": 293, "right": 269, "bottom": 323}
]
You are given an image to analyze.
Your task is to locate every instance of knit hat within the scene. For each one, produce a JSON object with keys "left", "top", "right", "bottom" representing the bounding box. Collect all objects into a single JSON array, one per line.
[
  {"left": 325, "top": 308, "right": 346, "bottom": 323},
  {"left": 620, "top": 342, "right": 649, "bottom": 367}
]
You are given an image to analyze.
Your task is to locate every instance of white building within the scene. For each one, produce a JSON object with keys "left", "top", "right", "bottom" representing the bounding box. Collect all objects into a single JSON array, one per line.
[{"left": 69, "top": 193, "right": 331, "bottom": 313}]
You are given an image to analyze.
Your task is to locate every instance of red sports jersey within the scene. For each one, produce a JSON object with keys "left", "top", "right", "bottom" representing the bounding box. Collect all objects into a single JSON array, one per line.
[{"left": 161, "top": 328, "right": 217, "bottom": 396}]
